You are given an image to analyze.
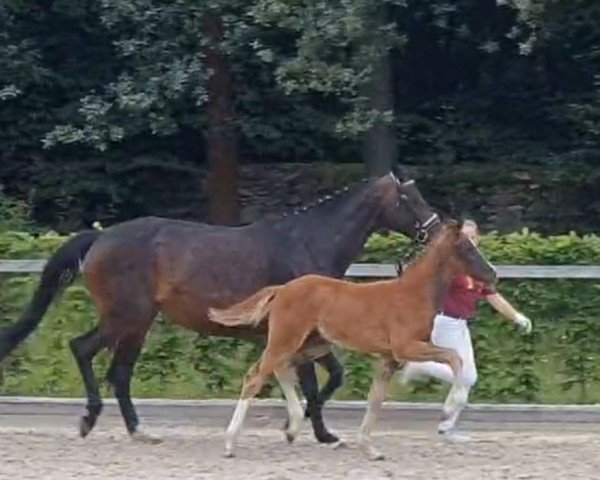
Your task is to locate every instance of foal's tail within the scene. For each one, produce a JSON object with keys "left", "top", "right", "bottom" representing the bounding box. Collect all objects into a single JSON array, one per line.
[
  {"left": 0, "top": 230, "right": 101, "bottom": 362},
  {"left": 208, "top": 286, "right": 280, "bottom": 327}
]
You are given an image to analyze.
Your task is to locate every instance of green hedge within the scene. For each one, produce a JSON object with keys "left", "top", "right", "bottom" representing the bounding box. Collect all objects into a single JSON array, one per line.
[{"left": 1, "top": 229, "right": 600, "bottom": 403}]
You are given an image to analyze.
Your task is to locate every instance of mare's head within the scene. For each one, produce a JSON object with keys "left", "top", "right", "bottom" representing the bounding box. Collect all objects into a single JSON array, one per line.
[
  {"left": 376, "top": 172, "right": 441, "bottom": 244},
  {"left": 436, "top": 220, "right": 497, "bottom": 285}
]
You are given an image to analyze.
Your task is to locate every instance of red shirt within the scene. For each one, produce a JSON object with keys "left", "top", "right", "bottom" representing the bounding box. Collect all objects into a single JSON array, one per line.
[{"left": 441, "top": 275, "right": 496, "bottom": 319}]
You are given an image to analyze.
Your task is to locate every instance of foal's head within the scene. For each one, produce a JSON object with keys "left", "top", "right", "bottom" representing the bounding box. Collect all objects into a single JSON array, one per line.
[
  {"left": 437, "top": 220, "right": 497, "bottom": 285},
  {"left": 377, "top": 173, "right": 441, "bottom": 243}
]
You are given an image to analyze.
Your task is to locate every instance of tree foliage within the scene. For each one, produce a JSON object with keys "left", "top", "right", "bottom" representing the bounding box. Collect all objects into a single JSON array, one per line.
[{"left": 0, "top": 0, "right": 598, "bottom": 228}]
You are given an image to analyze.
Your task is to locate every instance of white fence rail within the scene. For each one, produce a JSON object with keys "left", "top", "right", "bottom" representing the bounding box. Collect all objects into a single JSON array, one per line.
[
  {"left": 345, "top": 264, "right": 600, "bottom": 279},
  {"left": 1, "top": 260, "right": 600, "bottom": 279}
]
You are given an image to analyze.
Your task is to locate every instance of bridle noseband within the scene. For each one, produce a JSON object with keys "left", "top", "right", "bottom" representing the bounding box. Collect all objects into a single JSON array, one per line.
[{"left": 414, "top": 212, "right": 441, "bottom": 245}]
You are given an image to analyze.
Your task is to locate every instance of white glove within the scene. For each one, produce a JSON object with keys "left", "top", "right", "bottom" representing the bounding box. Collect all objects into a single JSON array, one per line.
[{"left": 514, "top": 312, "right": 532, "bottom": 334}]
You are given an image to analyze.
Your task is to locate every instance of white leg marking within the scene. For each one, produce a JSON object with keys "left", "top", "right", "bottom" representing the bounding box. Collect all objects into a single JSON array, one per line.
[
  {"left": 276, "top": 371, "right": 304, "bottom": 443},
  {"left": 225, "top": 399, "right": 250, "bottom": 457},
  {"left": 359, "top": 400, "right": 385, "bottom": 461},
  {"left": 358, "top": 371, "right": 390, "bottom": 461}
]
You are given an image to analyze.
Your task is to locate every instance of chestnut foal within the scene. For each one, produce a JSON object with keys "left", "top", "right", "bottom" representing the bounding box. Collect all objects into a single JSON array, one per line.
[{"left": 209, "top": 221, "right": 497, "bottom": 460}]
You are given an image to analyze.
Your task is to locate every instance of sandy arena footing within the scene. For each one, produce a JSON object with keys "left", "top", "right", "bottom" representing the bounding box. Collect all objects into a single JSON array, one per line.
[{"left": 1, "top": 399, "right": 600, "bottom": 479}]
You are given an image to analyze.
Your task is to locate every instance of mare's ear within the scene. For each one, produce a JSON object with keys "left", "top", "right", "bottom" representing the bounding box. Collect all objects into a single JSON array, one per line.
[{"left": 391, "top": 164, "right": 409, "bottom": 183}]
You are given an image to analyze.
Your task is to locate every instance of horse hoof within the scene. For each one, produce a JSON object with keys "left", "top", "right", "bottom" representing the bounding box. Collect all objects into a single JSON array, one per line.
[
  {"left": 131, "top": 430, "right": 163, "bottom": 445},
  {"left": 331, "top": 439, "right": 347, "bottom": 450},
  {"left": 79, "top": 416, "right": 94, "bottom": 438},
  {"left": 285, "top": 431, "right": 295, "bottom": 444},
  {"left": 224, "top": 443, "right": 236, "bottom": 458},
  {"left": 370, "top": 452, "right": 385, "bottom": 461},
  {"left": 316, "top": 431, "right": 339, "bottom": 444},
  {"left": 361, "top": 446, "right": 385, "bottom": 461},
  {"left": 439, "top": 429, "right": 472, "bottom": 443}
]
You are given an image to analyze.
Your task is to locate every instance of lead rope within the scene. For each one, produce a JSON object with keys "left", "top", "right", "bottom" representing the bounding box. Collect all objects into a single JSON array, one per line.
[{"left": 395, "top": 239, "right": 424, "bottom": 276}]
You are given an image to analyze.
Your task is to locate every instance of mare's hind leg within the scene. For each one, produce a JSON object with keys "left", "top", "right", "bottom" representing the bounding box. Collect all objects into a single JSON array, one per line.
[
  {"left": 105, "top": 333, "right": 160, "bottom": 444},
  {"left": 358, "top": 358, "right": 398, "bottom": 461},
  {"left": 69, "top": 327, "right": 110, "bottom": 437}
]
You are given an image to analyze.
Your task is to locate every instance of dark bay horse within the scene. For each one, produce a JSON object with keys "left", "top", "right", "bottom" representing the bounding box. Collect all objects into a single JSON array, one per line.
[
  {"left": 209, "top": 221, "right": 497, "bottom": 459},
  {"left": 0, "top": 172, "right": 440, "bottom": 444}
]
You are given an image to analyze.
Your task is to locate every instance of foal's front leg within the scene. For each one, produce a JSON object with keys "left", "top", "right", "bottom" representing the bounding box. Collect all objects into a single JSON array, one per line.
[
  {"left": 392, "top": 340, "right": 467, "bottom": 431},
  {"left": 358, "top": 358, "right": 398, "bottom": 461}
]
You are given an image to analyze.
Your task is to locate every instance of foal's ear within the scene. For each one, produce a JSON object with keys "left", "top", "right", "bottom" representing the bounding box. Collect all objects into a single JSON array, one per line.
[
  {"left": 445, "top": 218, "right": 461, "bottom": 231},
  {"left": 444, "top": 219, "right": 463, "bottom": 241}
]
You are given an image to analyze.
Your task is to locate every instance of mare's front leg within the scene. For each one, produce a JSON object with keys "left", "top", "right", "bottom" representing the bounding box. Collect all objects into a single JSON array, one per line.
[
  {"left": 314, "top": 351, "right": 345, "bottom": 407},
  {"left": 296, "top": 351, "right": 344, "bottom": 444},
  {"left": 358, "top": 358, "right": 398, "bottom": 461}
]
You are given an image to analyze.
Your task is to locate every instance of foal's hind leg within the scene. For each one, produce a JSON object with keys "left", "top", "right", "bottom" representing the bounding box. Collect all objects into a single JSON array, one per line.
[
  {"left": 69, "top": 327, "right": 110, "bottom": 437},
  {"left": 225, "top": 311, "right": 314, "bottom": 457},
  {"left": 225, "top": 360, "right": 272, "bottom": 457},
  {"left": 275, "top": 365, "right": 304, "bottom": 444},
  {"left": 225, "top": 358, "right": 301, "bottom": 457},
  {"left": 358, "top": 358, "right": 398, "bottom": 461}
]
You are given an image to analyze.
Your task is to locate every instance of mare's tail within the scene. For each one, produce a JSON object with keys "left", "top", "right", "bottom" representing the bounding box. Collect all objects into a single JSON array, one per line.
[
  {"left": 208, "top": 286, "right": 280, "bottom": 327},
  {"left": 0, "top": 230, "right": 101, "bottom": 362}
]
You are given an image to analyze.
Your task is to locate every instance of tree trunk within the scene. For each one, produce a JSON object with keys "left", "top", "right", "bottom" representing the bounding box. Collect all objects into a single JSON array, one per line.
[
  {"left": 362, "top": 50, "right": 397, "bottom": 178},
  {"left": 204, "top": 13, "right": 240, "bottom": 225}
]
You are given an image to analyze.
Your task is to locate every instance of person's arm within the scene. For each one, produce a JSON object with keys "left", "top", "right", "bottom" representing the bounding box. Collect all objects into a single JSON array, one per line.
[{"left": 486, "top": 292, "right": 532, "bottom": 333}]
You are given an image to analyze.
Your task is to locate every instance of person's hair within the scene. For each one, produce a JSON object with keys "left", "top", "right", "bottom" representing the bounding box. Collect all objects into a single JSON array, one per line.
[
  {"left": 462, "top": 219, "right": 479, "bottom": 232},
  {"left": 462, "top": 219, "right": 480, "bottom": 244}
]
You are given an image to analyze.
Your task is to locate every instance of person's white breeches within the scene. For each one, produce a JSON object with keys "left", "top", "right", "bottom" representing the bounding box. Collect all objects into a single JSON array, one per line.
[{"left": 403, "top": 313, "right": 477, "bottom": 432}]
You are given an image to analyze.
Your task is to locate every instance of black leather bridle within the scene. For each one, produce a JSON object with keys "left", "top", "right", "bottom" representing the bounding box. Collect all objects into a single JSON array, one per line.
[{"left": 395, "top": 212, "right": 442, "bottom": 275}]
